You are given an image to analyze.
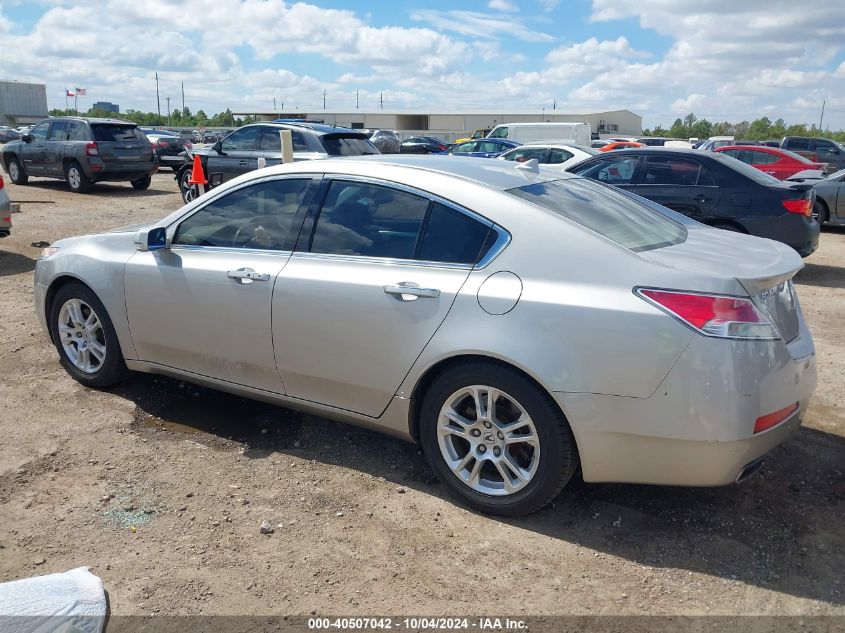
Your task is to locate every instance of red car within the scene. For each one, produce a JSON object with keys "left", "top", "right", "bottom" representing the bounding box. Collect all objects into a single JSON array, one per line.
[{"left": 715, "top": 145, "right": 827, "bottom": 180}]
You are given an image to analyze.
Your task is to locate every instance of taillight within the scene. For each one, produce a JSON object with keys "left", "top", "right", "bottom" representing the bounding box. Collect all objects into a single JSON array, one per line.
[
  {"left": 0, "top": 174, "right": 4, "bottom": 189},
  {"left": 754, "top": 402, "right": 798, "bottom": 434},
  {"left": 2, "top": 216, "right": 10, "bottom": 223},
  {"left": 85, "top": 142, "right": 99, "bottom": 157},
  {"left": 782, "top": 199, "right": 811, "bottom": 216},
  {"left": 637, "top": 288, "right": 779, "bottom": 340}
]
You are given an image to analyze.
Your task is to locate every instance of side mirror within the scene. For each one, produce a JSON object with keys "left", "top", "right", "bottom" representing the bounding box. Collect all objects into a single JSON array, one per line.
[
  {"left": 213, "top": 140, "right": 224, "bottom": 154},
  {"left": 22, "top": 134, "right": 32, "bottom": 143},
  {"left": 134, "top": 227, "right": 168, "bottom": 252}
]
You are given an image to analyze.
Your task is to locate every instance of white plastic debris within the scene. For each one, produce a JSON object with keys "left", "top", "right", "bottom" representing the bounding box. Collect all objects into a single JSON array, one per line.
[{"left": 0, "top": 567, "right": 106, "bottom": 633}]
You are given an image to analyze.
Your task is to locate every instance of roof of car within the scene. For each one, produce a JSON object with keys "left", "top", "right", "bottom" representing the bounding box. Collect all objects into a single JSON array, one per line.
[
  {"left": 44, "top": 116, "right": 136, "bottom": 125},
  {"left": 259, "top": 154, "right": 577, "bottom": 190},
  {"left": 248, "top": 121, "right": 364, "bottom": 135}
]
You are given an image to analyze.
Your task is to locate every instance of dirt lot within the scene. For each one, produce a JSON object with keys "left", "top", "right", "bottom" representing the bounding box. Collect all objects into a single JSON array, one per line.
[{"left": 0, "top": 170, "right": 843, "bottom": 619}]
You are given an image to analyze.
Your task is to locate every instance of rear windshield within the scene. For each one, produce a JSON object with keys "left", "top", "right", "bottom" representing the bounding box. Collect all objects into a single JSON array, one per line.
[
  {"left": 714, "top": 154, "right": 781, "bottom": 184},
  {"left": 320, "top": 134, "right": 379, "bottom": 156},
  {"left": 91, "top": 124, "right": 146, "bottom": 142},
  {"left": 507, "top": 178, "right": 687, "bottom": 252}
]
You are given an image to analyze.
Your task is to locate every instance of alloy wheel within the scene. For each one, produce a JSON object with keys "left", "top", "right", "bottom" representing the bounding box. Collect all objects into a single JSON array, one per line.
[
  {"left": 437, "top": 385, "right": 540, "bottom": 496},
  {"left": 57, "top": 298, "right": 106, "bottom": 374},
  {"left": 9, "top": 161, "right": 20, "bottom": 181},
  {"left": 68, "top": 166, "right": 81, "bottom": 190}
]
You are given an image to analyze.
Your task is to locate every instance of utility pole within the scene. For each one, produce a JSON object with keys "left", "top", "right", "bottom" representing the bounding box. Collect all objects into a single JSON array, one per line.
[
  {"left": 323, "top": 90, "right": 326, "bottom": 110},
  {"left": 818, "top": 100, "right": 826, "bottom": 136},
  {"left": 166, "top": 97, "right": 171, "bottom": 127},
  {"left": 356, "top": 90, "right": 359, "bottom": 110},
  {"left": 155, "top": 73, "right": 161, "bottom": 125},
  {"left": 379, "top": 92, "right": 383, "bottom": 110},
  {"left": 274, "top": 97, "right": 277, "bottom": 112},
  {"left": 553, "top": 98, "right": 556, "bottom": 110},
  {"left": 181, "top": 82, "right": 185, "bottom": 114}
]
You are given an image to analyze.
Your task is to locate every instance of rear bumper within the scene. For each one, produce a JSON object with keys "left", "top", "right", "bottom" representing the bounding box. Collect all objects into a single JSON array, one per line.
[
  {"left": 556, "top": 321, "right": 817, "bottom": 487},
  {"left": 743, "top": 213, "right": 820, "bottom": 258},
  {"left": 86, "top": 159, "right": 157, "bottom": 181}
]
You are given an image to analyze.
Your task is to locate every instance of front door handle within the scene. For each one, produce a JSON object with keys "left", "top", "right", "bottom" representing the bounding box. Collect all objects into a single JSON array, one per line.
[
  {"left": 227, "top": 268, "right": 270, "bottom": 283},
  {"left": 693, "top": 195, "right": 707, "bottom": 203},
  {"left": 384, "top": 283, "right": 441, "bottom": 299}
]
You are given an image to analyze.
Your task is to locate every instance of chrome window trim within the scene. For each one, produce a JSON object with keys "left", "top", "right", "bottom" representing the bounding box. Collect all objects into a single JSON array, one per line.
[
  {"left": 314, "top": 174, "right": 511, "bottom": 268},
  {"left": 169, "top": 244, "right": 293, "bottom": 257},
  {"left": 290, "top": 251, "right": 473, "bottom": 271}
]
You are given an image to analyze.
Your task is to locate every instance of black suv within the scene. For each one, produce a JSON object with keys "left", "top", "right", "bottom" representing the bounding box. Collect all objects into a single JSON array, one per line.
[
  {"left": 1, "top": 117, "right": 157, "bottom": 193},
  {"left": 781, "top": 136, "right": 845, "bottom": 173},
  {"left": 176, "top": 122, "right": 379, "bottom": 203}
]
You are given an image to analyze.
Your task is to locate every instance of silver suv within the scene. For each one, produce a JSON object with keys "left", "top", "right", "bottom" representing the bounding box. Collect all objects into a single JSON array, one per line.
[{"left": 1, "top": 117, "right": 157, "bottom": 193}]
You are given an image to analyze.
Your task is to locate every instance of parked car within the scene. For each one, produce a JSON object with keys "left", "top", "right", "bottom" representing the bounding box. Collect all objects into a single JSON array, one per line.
[
  {"left": 400, "top": 136, "right": 449, "bottom": 154},
  {"left": 143, "top": 130, "right": 193, "bottom": 172},
  {"left": 176, "top": 122, "right": 379, "bottom": 203},
  {"left": 454, "top": 128, "right": 492, "bottom": 144},
  {"left": 366, "top": 129, "right": 401, "bottom": 154},
  {"left": 811, "top": 168, "right": 845, "bottom": 226},
  {"left": 34, "top": 155, "right": 816, "bottom": 515},
  {"left": 697, "top": 136, "right": 735, "bottom": 151},
  {"left": 761, "top": 140, "right": 781, "bottom": 148},
  {"left": 781, "top": 137, "right": 845, "bottom": 173},
  {"left": 487, "top": 122, "right": 591, "bottom": 146},
  {"left": 715, "top": 145, "right": 827, "bottom": 181},
  {"left": 566, "top": 148, "right": 819, "bottom": 256},
  {"left": 497, "top": 143, "right": 598, "bottom": 169},
  {"left": 0, "top": 127, "right": 22, "bottom": 143},
  {"left": 0, "top": 117, "right": 157, "bottom": 193},
  {"left": 637, "top": 137, "right": 684, "bottom": 147},
  {"left": 591, "top": 140, "right": 610, "bottom": 149},
  {"left": 599, "top": 141, "right": 644, "bottom": 152},
  {"left": 445, "top": 139, "right": 519, "bottom": 158},
  {"left": 0, "top": 174, "right": 10, "bottom": 238}
]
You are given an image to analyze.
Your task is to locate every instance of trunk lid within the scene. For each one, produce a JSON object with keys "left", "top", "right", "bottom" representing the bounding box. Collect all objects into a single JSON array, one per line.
[
  {"left": 640, "top": 227, "right": 803, "bottom": 342},
  {"left": 90, "top": 124, "right": 153, "bottom": 163}
]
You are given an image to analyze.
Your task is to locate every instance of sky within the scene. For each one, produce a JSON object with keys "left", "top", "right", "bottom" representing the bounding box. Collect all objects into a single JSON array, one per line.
[{"left": 1, "top": 0, "right": 844, "bottom": 129}]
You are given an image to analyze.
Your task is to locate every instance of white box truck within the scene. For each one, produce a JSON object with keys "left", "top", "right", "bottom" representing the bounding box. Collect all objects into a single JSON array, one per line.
[{"left": 487, "top": 122, "right": 592, "bottom": 146}]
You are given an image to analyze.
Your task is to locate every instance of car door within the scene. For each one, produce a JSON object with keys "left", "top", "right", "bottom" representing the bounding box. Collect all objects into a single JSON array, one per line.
[
  {"left": 43, "top": 120, "right": 68, "bottom": 176},
  {"left": 271, "top": 178, "right": 495, "bottom": 417},
  {"left": 123, "top": 176, "right": 317, "bottom": 392},
  {"left": 255, "top": 127, "right": 311, "bottom": 165},
  {"left": 206, "top": 126, "right": 262, "bottom": 183},
  {"left": 633, "top": 155, "right": 721, "bottom": 222},
  {"left": 837, "top": 175, "right": 845, "bottom": 219},
  {"left": 451, "top": 141, "right": 479, "bottom": 157},
  {"left": 21, "top": 121, "right": 51, "bottom": 174}
]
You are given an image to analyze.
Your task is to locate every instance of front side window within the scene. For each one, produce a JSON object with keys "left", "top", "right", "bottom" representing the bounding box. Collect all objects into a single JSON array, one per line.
[
  {"left": 221, "top": 127, "right": 261, "bottom": 152},
  {"left": 452, "top": 142, "right": 478, "bottom": 154},
  {"left": 489, "top": 127, "right": 509, "bottom": 139},
  {"left": 813, "top": 139, "right": 837, "bottom": 151},
  {"left": 507, "top": 178, "right": 686, "bottom": 252},
  {"left": 573, "top": 155, "right": 640, "bottom": 185},
  {"left": 47, "top": 121, "right": 68, "bottom": 140},
  {"left": 174, "top": 179, "right": 311, "bottom": 250},
  {"left": 787, "top": 137, "right": 810, "bottom": 151},
  {"left": 501, "top": 148, "right": 547, "bottom": 162},
  {"left": 641, "top": 157, "right": 715, "bottom": 186},
  {"left": 310, "top": 181, "right": 429, "bottom": 258},
  {"left": 478, "top": 141, "right": 504, "bottom": 153},
  {"left": 30, "top": 121, "right": 49, "bottom": 141}
]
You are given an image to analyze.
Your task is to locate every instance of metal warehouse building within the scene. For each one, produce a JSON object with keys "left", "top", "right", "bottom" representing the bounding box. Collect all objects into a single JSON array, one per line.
[
  {"left": 233, "top": 109, "right": 642, "bottom": 140},
  {"left": 0, "top": 80, "right": 48, "bottom": 127}
]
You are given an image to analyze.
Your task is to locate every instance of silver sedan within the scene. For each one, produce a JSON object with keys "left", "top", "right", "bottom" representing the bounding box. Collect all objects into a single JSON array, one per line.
[
  {"left": 34, "top": 156, "right": 817, "bottom": 515},
  {"left": 813, "top": 168, "right": 845, "bottom": 226}
]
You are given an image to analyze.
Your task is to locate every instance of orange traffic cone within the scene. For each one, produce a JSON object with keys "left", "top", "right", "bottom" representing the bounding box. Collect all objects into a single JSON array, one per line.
[{"left": 187, "top": 154, "right": 207, "bottom": 186}]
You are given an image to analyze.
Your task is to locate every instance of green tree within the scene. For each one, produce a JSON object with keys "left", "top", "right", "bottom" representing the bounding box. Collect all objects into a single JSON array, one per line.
[
  {"left": 747, "top": 117, "right": 772, "bottom": 140},
  {"left": 691, "top": 119, "right": 712, "bottom": 139}
]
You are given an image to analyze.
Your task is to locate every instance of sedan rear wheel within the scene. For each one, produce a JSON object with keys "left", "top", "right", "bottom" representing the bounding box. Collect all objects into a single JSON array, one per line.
[
  {"left": 49, "top": 283, "right": 130, "bottom": 387},
  {"left": 812, "top": 201, "right": 827, "bottom": 225},
  {"left": 420, "top": 362, "right": 578, "bottom": 516}
]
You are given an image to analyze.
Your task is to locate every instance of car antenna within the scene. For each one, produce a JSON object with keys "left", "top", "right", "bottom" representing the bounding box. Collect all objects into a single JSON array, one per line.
[{"left": 515, "top": 158, "right": 540, "bottom": 173}]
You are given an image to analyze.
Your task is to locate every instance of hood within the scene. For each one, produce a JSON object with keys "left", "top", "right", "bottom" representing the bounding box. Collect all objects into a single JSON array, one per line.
[{"left": 108, "top": 220, "right": 156, "bottom": 233}]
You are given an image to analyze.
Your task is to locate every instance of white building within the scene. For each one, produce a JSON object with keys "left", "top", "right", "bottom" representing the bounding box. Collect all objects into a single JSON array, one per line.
[
  {"left": 0, "top": 80, "right": 48, "bottom": 127},
  {"left": 232, "top": 109, "right": 642, "bottom": 141}
]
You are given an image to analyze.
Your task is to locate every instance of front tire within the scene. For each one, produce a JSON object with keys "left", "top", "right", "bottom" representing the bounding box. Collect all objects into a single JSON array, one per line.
[
  {"left": 419, "top": 362, "right": 578, "bottom": 516},
  {"left": 7, "top": 156, "right": 28, "bottom": 185},
  {"left": 65, "top": 161, "right": 92, "bottom": 193},
  {"left": 130, "top": 175, "right": 152, "bottom": 190},
  {"left": 49, "top": 283, "right": 131, "bottom": 388}
]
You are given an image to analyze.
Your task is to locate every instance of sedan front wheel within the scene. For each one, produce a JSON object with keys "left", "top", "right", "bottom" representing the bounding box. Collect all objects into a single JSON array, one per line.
[{"left": 420, "top": 362, "right": 578, "bottom": 516}]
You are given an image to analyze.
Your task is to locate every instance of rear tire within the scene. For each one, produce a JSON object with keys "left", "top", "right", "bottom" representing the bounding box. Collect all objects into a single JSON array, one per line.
[
  {"left": 49, "top": 283, "right": 131, "bottom": 388},
  {"left": 419, "top": 362, "right": 579, "bottom": 516},
  {"left": 7, "top": 156, "right": 28, "bottom": 185},
  {"left": 65, "top": 161, "right": 92, "bottom": 193},
  {"left": 130, "top": 175, "right": 152, "bottom": 190},
  {"left": 812, "top": 201, "right": 828, "bottom": 225}
]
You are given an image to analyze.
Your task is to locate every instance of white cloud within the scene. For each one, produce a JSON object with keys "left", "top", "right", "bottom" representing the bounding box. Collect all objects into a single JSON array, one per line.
[
  {"left": 488, "top": 0, "right": 518, "bottom": 12},
  {"left": 410, "top": 9, "right": 553, "bottom": 42}
]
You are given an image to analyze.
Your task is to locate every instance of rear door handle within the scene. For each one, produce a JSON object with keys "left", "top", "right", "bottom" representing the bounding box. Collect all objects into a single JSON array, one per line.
[
  {"left": 384, "top": 283, "right": 440, "bottom": 299},
  {"left": 693, "top": 195, "right": 707, "bottom": 202},
  {"left": 228, "top": 268, "right": 270, "bottom": 283}
]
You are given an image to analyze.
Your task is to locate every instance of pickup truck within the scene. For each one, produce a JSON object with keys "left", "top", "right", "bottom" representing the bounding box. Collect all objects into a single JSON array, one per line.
[
  {"left": 781, "top": 136, "right": 845, "bottom": 173},
  {"left": 1, "top": 117, "right": 158, "bottom": 193}
]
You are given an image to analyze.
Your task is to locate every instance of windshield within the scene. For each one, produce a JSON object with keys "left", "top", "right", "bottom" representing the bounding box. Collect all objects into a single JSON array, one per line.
[
  {"left": 320, "top": 134, "right": 379, "bottom": 156},
  {"left": 507, "top": 178, "right": 687, "bottom": 252}
]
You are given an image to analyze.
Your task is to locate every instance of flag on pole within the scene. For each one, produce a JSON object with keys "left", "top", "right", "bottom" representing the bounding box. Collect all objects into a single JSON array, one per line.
[
  {"left": 75, "top": 87, "right": 87, "bottom": 96},
  {"left": 66, "top": 89, "right": 75, "bottom": 97}
]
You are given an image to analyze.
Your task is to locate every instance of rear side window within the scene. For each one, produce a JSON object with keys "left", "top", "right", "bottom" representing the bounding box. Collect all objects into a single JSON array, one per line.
[
  {"left": 746, "top": 150, "right": 777, "bottom": 165},
  {"left": 48, "top": 121, "right": 68, "bottom": 140},
  {"left": 502, "top": 148, "right": 546, "bottom": 162},
  {"left": 258, "top": 129, "right": 308, "bottom": 151},
  {"left": 418, "top": 203, "right": 491, "bottom": 264},
  {"left": 572, "top": 155, "right": 640, "bottom": 185},
  {"left": 548, "top": 148, "right": 574, "bottom": 163},
  {"left": 67, "top": 121, "right": 88, "bottom": 141},
  {"left": 320, "top": 135, "right": 378, "bottom": 156},
  {"left": 786, "top": 138, "right": 810, "bottom": 151},
  {"left": 91, "top": 125, "right": 145, "bottom": 142},
  {"left": 507, "top": 178, "right": 686, "bottom": 252},
  {"left": 641, "top": 156, "right": 716, "bottom": 186}
]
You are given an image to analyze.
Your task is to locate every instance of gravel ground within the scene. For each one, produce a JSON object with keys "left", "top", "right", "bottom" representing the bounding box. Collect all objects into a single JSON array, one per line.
[{"left": 0, "top": 170, "right": 843, "bottom": 618}]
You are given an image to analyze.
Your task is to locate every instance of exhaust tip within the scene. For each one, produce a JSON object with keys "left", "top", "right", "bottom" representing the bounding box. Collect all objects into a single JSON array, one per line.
[{"left": 736, "top": 457, "right": 766, "bottom": 483}]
